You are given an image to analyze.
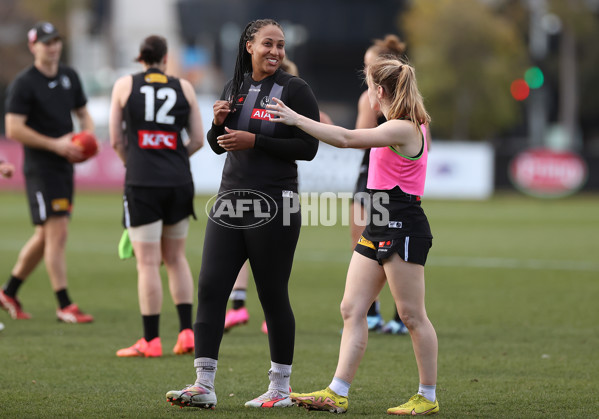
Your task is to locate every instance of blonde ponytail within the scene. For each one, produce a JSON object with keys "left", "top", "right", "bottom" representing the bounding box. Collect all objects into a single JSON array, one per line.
[{"left": 368, "top": 58, "right": 430, "bottom": 131}]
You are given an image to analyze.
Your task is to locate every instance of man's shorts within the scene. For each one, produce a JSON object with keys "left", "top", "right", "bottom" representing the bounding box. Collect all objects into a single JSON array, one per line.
[
  {"left": 123, "top": 183, "right": 195, "bottom": 228},
  {"left": 354, "top": 235, "right": 432, "bottom": 266},
  {"left": 25, "top": 172, "right": 73, "bottom": 225}
]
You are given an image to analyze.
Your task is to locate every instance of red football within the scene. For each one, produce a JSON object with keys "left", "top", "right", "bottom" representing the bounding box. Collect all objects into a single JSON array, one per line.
[{"left": 72, "top": 131, "right": 98, "bottom": 161}]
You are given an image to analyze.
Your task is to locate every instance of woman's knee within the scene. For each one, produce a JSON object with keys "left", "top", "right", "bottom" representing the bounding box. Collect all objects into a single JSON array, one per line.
[
  {"left": 339, "top": 298, "right": 366, "bottom": 322},
  {"left": 397, "top": 307, "right": 427, "bottom": 331},
  {"left": 161, "top": 250, "right": 185, "bottom": 268}
]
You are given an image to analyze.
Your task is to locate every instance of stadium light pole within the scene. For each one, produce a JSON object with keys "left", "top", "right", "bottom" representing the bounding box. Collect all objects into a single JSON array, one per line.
[{"left": 526, "top": 0, "right": 549, "bottom": 148}]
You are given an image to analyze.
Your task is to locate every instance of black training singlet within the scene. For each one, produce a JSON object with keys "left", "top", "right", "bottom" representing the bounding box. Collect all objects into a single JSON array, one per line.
[
  {"left": 5, "top": 64, "right": 87, "bottom": 176},
  {"left": 122, "top": 68, "right": 193, "bottom": 187},
  {"left": 207, "top": 69, "right": 320, "bottom": 197}
]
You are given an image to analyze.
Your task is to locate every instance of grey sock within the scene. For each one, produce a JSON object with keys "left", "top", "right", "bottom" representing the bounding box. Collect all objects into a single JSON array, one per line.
[
  {"left": 194, "top": 357, "right": 217, "bottom": 391},
  {"left": 267, "top": 361, "right": 292, "bottom": 394}
]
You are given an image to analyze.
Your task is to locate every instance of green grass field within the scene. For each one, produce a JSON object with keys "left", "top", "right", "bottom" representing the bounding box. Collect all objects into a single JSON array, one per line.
[{"left": 0, "top": 190, "right": 598, "bottom": 418}]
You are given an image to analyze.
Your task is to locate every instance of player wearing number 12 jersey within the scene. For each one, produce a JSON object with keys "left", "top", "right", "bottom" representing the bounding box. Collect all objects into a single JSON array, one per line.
[{"left": 109, "top": 35, "right": 204, "bottom": 358}]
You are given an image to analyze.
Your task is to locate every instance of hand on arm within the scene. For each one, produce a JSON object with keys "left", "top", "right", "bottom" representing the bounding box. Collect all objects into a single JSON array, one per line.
[
  {"left": 5, "top": 113, "right": 84, "bottom": 162},
  {"left": 216, "top": 127, "right": 255, "bottom": 152}
]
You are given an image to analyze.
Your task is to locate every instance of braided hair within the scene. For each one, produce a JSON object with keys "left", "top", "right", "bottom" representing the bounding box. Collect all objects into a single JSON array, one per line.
[{"left": 227, "top": 19, "right": 283, "bottom": 107}]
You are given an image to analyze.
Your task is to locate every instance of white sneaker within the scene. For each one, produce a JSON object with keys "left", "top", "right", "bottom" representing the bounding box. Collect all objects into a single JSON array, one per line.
[
  {"left": 166, "top": 384, "right": 217, "bottom": 409},
  {"left": 245, "top": 389, "right": 293, "bottom": 408}
]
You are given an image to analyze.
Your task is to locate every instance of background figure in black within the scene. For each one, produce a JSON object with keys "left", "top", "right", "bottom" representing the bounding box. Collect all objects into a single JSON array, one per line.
[
  {"left": 1, "top": 22, "right": 94, "bottom": 323},
  {"left": 0, "top": 159, "right": 15, "bottom": 332},
  {"left": 109, "top": 35, "right": 204, "bottom": 358},
  {"left": 166, "top": 19, "right": 319, "bottom": 409}
]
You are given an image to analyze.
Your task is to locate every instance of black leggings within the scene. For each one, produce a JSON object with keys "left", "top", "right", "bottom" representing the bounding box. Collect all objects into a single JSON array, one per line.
[{"left": 193, "top": 208, "right": 301, "bottom": 364}]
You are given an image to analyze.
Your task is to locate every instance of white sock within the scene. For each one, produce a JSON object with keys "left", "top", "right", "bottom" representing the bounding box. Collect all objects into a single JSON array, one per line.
[
  {"left": 268, "top": 361, "right": 292, "bottom": 394},
  {"left": 329, "top": 377, "right": 350, "bottom": 397},
  {"left": 194, "top": 357, "right": 217, "bottom": 391},
  {"left": 229, "top": 289, "right": 246, "bottom": 301},
  {"left": 418, "top": 383, "right": 436, "bottom": 402}
]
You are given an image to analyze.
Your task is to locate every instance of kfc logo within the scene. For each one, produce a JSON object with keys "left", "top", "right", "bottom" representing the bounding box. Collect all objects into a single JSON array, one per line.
[{"left": 138, "top": 130, "right": 177, "bottom": 149}]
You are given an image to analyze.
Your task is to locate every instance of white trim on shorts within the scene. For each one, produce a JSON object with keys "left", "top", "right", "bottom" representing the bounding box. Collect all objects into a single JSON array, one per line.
[
  {"left": 123, "top": 195, "right": 131, "bottom": 228},
  {"left": 36, "top": 191, "right": 46, "bottom": 222},
  {"left": 404, "top": 236, "right": 410, "bottom": 262}
]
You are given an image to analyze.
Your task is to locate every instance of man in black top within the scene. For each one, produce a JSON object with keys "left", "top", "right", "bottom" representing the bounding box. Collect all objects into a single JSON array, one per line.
[{"left": 0, "top": 22, "right": 94, "bottom": 323}]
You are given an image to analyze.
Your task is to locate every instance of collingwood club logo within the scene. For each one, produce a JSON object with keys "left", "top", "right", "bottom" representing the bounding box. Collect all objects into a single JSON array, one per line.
[{"left": 260, "top": 96, "right": 270, "bottom": 108}]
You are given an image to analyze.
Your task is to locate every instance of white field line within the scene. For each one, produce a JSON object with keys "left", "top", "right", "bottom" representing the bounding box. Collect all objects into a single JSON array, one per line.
[
  {"left": 293, "top": 251, "right": 599, "bottom": 272},
  {"left": 427, "top": 256, "right": 599, "bottom": 272},
  {"left": 1, "top": 241, "right": 598, "bottom": 272}
]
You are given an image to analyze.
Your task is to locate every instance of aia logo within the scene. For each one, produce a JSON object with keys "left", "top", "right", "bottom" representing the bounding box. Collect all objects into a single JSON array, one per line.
[
  {"left": 138, "top": 130, "right": 177, "bottom": 150},
  {"left": 206, "top": 189, "right": 278, "bottom": 229},
  {"left": 251, "top": 108, "right": 271, "bottom": 121}
]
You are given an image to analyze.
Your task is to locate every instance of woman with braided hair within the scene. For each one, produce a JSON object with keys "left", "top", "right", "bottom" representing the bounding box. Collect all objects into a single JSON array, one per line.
[{"left": 166, "top": 18, "right": 320, "bottom": 410}]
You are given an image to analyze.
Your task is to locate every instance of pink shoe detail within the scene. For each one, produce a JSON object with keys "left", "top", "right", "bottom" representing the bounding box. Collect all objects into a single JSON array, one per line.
[
  {"left": 0, "top": 290, "right": 31, "bottom": 319},
  {"left": 117, "top": 337, "right": 162, "bottom": 357},
  {"left": 56, "top": 303, "right": 93, "bottom": 323},
  {"left": 224, "top": 307, "right": 249, "bottom": 330},
  {"left": 173, "top": 328, "right": 194, "bottom": 354}
]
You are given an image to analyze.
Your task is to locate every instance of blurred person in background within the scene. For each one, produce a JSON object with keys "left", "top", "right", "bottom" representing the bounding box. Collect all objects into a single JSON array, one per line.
[
  {"left": 166, "top": 18, "right": 320, "bottom": 409},
  {"left": 267, "top": 56, "right": 439, "bottom": 415},
  {"left": 353, "top": 35, "right": 431, "bottom": 336},
  {"left": 1, "top": 22, "right": 94, "bottom": 323},
  {"left": 0, "top": 160, "right": 15, "bottom": 178},
  {"left": 223, "top": 261, "right": 258, "bottom": 331},
  {"left": 0, "top": 159, "right": 15, "bottom": 330},
  {"left": 223, "top": 56, "right": 331, "bottom": 336},
  {"left": 109, "top": 35, "right": 204, "bottom": 358}
]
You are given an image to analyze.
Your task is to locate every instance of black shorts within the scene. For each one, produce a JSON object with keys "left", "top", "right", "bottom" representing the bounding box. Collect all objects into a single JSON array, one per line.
[
  {"left": 25, "top": 172, "right": 73, "bottom": 225},
  {"left": 123, "top": 183, "right": 195, "bottom": 228},
  {"left": 354, "top": 235, "right": 432, "bottom": 266}
]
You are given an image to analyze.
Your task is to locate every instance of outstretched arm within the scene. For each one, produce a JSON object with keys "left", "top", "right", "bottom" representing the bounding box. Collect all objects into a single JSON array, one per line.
[{"left": 267, "top": 97, "right": 415, "bottom": 150}]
